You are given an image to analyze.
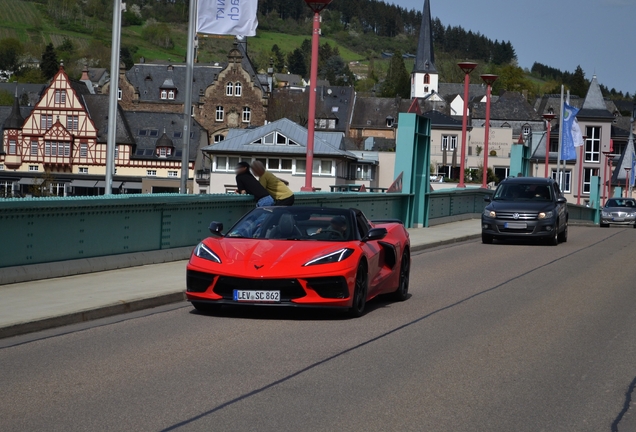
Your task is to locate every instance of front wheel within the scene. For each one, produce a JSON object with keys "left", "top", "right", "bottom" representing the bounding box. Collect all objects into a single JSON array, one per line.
[
  {"left": 547, "top": 224, "right": 559, "bottom": 246},
  {"left": 600, "top": 222, "right": 609, "bottom": 228},
  {"left": 558, "top": 223, "right": 568, "bottom": 243},
  {"left": 482, "top": 233, "right": 493, "bottom": 244},
  {"left": 390, "top": 249, "right": 410, "bottom": 302},
  {"left": 348, "top": 263, "right": 368, "bottom": 318}
]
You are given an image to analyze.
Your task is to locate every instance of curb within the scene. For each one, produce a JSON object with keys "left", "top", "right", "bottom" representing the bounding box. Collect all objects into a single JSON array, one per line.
[
  {"left": 0, "top": 291, "right": 186, "bottom": 340},
  {"left": 410, "top": 234, "right": 481, "bottom": 253}
]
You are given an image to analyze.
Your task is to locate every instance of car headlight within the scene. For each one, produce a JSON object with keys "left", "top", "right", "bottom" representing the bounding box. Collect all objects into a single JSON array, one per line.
[
  {"left": 601, "top": 211, "right": 610, "bottom": 217},
  {"left": 538, "top": 211, "right": 554, "bottom": 219},
  {"left": 628, "top": 212, "right": 636, "bottom": 217},
  {"left": 483, "top": 209, "right": 496, "bottom": 218},
  {"left": 304, "top": 248, "right": 354, "bottom": 266},
  {"left": 194, "top": 242, "right": 222, "bottom": 263}
]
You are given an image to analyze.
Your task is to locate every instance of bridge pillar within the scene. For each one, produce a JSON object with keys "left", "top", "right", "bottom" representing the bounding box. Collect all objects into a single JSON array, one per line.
[
  {"left": 509, "top": 143, "right": 529, "bottom": 177},
  {"left": 589, "top": 175, "right": 601, "bottom": 224},
  {"left": 394, "top": 113, "right": 431, "bottom": 227}
]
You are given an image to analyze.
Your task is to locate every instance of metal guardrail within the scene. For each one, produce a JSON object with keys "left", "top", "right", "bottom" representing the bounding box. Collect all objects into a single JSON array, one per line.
[
  {"left": 428, "top": 188, "right": 494, "bottom": 221},
  {"left": 0, "top": 192, "right": 409, "bottom": 268}
]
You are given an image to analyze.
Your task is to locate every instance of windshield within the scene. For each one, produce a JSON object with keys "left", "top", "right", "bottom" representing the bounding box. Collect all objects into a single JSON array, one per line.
[
  {"left": 493, "top": 183, "right": 552, "bottom": 202},
  {"left": 226, "top": 208, "right": 353, "bottom": 241},
  {"left": 606, "top": 199, "right": 636, "bottom": 208}
]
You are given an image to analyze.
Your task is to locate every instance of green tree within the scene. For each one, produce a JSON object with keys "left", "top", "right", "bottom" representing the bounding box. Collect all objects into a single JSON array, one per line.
[
  {"left": 570, "top": 65, "right": 588, "bottom": 98},
  {"left": 0, "top": 38, "right": 23, "bottom": 73},
  {"left": 492, "top": 64, "right": 534, "bottom": 95},
  {"left": 287, "top": 48, "right": 307, "bottom": 77},
  {"left": 0, "top": 89, "right": 14, "bottom": 106},
  {"left": 40, "top": 43, "right": 59, "bottom": 79},
  {"left": 271, "top": 44, "right": 285, "bottom": 72},
  {"left": 380, "top": 50, "right": 409, "bottom": 98}
]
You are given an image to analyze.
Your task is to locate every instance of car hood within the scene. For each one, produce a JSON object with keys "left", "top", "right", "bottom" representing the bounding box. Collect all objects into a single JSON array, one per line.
[
  {"left": 488, "top": 200, "right": 554, "bottom": 213},
  {"left": 202, "top": 238, "right": 356, "bottom": 275},
  {"left": 603, "top": 206, "right": 636, "bottom": 213}
]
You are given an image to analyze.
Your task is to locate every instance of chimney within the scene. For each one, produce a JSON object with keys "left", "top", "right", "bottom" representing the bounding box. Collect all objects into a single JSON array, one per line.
[{"left": 81, "top": 65, "right": 90, "bottom": 81}]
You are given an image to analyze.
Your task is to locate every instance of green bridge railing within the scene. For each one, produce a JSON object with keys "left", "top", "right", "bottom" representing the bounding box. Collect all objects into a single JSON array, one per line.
[{"left": 0, "top": 189, "right": 598, "bottom": 269}]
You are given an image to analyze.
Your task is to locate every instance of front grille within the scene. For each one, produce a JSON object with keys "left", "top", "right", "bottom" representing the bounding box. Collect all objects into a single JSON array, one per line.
[
  {"left": 187, "top": 270, "right": 216, "bottom": 293},
  {"left": 496, "top": 212, "right": 538, "bottom": 220},
  {"left": 213, "top": 277, "right": 306, "bottom": 301},
  {"left": 306, "top": 277, "right": 349, "bottom": 299},
  {"left": 611, "top": 212, "right": 629, "bottom": 217}
]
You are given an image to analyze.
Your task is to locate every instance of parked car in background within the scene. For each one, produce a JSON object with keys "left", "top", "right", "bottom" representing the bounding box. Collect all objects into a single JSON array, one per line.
[
  {"left": 481, "top": 177, "right": 568, "bottom": 245},
  {"left": 600, "top": 198, "right": 636, "bottom": 228}
]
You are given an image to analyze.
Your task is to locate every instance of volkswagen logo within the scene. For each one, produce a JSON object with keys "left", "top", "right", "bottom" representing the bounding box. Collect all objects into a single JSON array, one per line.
[{"left": 513, "top": 213, "right": 520, "bottom": 220}]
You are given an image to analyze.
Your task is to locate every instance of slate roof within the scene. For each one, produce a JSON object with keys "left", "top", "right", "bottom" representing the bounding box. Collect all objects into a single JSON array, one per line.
[
  {"left": 611, "top": 129, "right": 635, "bottom": 184},
  {"left": 438, "top": 83, "right": 486, "bottom": 99},
  {"left": 123, "top": 111, "right": 207, "bottom": 162},
  {"left": 125, "top": 63, "right": 223, "bottom": 104},
  {"left": 274, "top": 73, "right": 303, "bottom": 87},
  {"left": 578, "top": 75, "right": 614, "bottom": 120},
  {"left": 472, "top": 91, "right": 542, "bottom": 121},
  {"left": 413, "top": 0, "right": 437, "bottom": 74},
  {"left": 81, "top": 94, "right": 135, "bottom": 145},
  {"left": 0, "top": 83, "right": 45, "bottom": 107},
  {"left": 351, "top": 97, "right": 401, "bottom": 128},
  {"left": 0, "top": 105, "right": 33, "bottom": 148},
  {"left": 421, "top": 110, "right": 463, "bottom": 129},
  {"left": 3, "top": 93, "right": 24, "bottom": 129},
  {"left": 87, "top": 68, "right": 108, "bottom": 84},
  {"left": 201, "top": 117, "right": 355, "bottom": 159}
]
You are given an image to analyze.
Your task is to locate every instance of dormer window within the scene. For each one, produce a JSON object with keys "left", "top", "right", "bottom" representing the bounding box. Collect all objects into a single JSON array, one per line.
[
  {"left": 161, "top": 90, "right": 167, "bottom": 100},
  {"left": 234, "top": 82, "right": 242, "bottom": 97},
  {"left": 522, "top": 125, "right": 531, "bottom": 136},
  {"left": 226, "top": 82, "right": 233, "bottom": 96},
  {"left": 386, "top": 116, "right": 394, "bottom": 128},
  {"left": 167, "top": 65, "right": 173, "bottom": 71},
  {"left": 168, "top": 90, "right": 175, "bottom": 100}
]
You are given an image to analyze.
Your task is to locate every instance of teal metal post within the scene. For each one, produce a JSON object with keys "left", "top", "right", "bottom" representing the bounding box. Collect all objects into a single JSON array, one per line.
[
  {"left": 509, "top": 144, "right": 529, "bottom": 177},
  {"left": 589, "top": 175, "right": 601, "bottom": 224},
  {"left": 394, "top": 113, "right": 431, "bottom": 227}
]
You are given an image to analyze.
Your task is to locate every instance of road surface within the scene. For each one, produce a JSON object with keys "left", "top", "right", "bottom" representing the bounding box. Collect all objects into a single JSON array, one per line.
[{"left": 1, "top": 226, "right": 636, "bottom": 431}]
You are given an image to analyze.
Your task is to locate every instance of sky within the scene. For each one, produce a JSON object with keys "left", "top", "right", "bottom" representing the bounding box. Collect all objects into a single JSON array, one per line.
[{"left": 386, "top": 0, "right": 636, "bottom": 95}]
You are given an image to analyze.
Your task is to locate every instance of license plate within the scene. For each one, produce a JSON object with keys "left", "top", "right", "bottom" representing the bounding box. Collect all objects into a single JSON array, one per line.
[
  {"left": 504, "top": 222, "right": 527, "bottom": 229},
  {"left": 233, "top": 290, "right": 280, "bottom": 303},
  {"left": 613, "top": 218, "right": 624, "bottom": 222}
]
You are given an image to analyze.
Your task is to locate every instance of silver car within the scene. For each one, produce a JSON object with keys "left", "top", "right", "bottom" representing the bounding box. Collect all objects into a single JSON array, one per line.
[{"left": 600, "top": 198, "right": 636, "bottom": 227}]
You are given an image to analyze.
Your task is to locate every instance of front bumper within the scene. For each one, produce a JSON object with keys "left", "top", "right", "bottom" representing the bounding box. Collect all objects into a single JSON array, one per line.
[
  {"left": 481, "top": 216, "right": 557, "bottom": 238},
  {"left": 600, "top": 215, "right": 636, "bottom": 226}
]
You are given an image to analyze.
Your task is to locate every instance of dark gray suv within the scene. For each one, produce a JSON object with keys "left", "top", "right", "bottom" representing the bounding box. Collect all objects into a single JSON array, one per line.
[{"left": 481, "top": 177, "right": 568, "bottom": 245}]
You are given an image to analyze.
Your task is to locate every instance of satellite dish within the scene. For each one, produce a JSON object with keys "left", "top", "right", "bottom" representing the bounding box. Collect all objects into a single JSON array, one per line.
[{"left": 327, "top": 89, "right": 333, "bottom": 95}]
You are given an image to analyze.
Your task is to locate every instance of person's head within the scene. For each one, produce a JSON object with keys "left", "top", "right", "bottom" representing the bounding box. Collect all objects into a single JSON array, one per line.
[
  {"left": 235, "top": 161, "right": 250, "bottom": 174},
  {"left": 330, "top": 216, "right": 347, "bottom": 233},
  {"left": 251, "top": 160, "right": 266, "bottom": 177}
]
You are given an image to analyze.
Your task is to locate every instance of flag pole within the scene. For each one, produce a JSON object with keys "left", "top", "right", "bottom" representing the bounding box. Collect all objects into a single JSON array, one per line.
[
  {"left": 180, "top": 0, "right": 197, "bottom": 194},
  {"left": 105, "top": 0, "right": 122, "bottom": 195},
  {"left": 556, "top": 85, "right": 565, "bottom": 189}
]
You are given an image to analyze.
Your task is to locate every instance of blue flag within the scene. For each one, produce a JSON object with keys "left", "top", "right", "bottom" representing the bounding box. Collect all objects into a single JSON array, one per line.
[{"left": 560, "top": 103, "right": 580, "bottom": 161}]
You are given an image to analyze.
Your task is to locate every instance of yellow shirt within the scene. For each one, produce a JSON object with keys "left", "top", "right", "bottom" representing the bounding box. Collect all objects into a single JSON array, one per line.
[{"left": 259, "top": 171, "right": 293, "bottom": 201}]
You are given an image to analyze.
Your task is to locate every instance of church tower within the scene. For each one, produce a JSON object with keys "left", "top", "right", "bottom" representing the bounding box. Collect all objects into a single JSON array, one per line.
[{"left": 411, "top": 0, "right": 438, "bottom": 99}]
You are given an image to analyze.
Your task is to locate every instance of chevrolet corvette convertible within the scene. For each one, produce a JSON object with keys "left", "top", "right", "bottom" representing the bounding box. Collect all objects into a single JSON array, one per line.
[{"left": 186, "top": 206, "right": 411, "bottom": 317}]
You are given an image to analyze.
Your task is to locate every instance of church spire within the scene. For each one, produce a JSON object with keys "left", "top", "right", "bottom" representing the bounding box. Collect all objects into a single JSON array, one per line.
[
  {"left": 413, "top": 0, "right": 436, "bottom": 74},
  {"left": 411, "top": 0, "right": 439, "bottom": 98}
]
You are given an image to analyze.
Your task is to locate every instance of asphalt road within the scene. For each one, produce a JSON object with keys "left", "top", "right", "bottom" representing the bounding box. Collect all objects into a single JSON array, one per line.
[{"left": 2, "top": 226, "right": 636, "bottom": 432}]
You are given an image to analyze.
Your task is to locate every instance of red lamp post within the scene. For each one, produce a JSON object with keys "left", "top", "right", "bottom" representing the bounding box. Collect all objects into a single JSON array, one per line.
[
  {"left": 480, "top": 74, "right": 497, "bottom": 189},
  {"left": 301, "top": 0, "right": 333, "bottom": 192},
  {"left": 602, "top": 151, "right": 613, "bottom": 205},
  {"left": 577, "top": 136, "right": 586, "bottom": 205},
  {"left": 543, "top": 113, "right": 556, "bottom": 178},
  {"left": 457, "top": 62, "right": 478, "bottom": 188},
  {"left": 625, "top": 167, "right": 631, "bottom": 198}
]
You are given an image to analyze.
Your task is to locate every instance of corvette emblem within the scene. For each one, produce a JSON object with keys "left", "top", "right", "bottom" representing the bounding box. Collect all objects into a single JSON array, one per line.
[
  {"left": 513, "top": 213, "right": 520, "bottom": 220},
  {"left": 254, "top": 264, "right": 264, "bottom": 270}
]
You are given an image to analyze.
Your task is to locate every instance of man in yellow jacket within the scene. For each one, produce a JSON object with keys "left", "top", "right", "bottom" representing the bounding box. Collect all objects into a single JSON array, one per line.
[{"left": 251, "top": 161, "right": 295, "bottom": 206}]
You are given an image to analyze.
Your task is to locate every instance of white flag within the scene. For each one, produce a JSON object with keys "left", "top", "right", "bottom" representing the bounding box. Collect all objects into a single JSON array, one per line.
[
  {"left": 197, "top": 0, "right": 258, "bottom": 36},
  {"left": 572, "top": 118, "right": 584, "bottom": 147}
]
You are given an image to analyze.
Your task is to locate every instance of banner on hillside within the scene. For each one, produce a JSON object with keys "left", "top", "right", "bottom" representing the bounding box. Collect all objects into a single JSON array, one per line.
[
  {"left": 560, "top": 103, "right": 581, "bottom": 161},
  {"left": 197, "top": 0, "right": 258, "bottom": 37}
]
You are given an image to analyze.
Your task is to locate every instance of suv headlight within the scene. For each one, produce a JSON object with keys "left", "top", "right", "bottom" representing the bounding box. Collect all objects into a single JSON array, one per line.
[
  {"left": 304, "top": 248, "right": 354, "bottom": 266},
  {"left": 483, "top": 209, "right": 496, "bottom": 218},
  {"left": 194, "top": 242, "right": 222, "bottom": 263},
  {"left": 538, "top": 211, "right": 554, "bottom": 219}
]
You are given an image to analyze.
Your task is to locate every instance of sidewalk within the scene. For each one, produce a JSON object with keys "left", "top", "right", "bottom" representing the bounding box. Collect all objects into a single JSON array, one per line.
[{"left": 0, "top": 219, "right": 481, "bottom": 339}]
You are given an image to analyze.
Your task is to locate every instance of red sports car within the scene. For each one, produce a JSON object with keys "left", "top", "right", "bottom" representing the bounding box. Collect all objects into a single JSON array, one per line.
[{"left": 186, "top": 206, "right": 410, "bottom": 317}]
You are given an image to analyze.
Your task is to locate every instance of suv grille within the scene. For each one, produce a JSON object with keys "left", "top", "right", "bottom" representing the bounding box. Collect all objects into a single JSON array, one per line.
[
  {"left": 213, "top": 277, "right": 306, "bottom": 301},
  {"left": 495, "top": 212, "right": 538, "bottom": 220}
]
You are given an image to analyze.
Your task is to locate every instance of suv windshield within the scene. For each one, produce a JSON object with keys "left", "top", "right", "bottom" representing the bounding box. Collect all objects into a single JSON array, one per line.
[
  {"left": 606, "top": 199, "right": 636, "bottom": 208},
  {"left": 493, "top": 183, "right": 553, "bottom": 202},
  {"left": 226, "top": 208, "right": 353, "bottom": 241}
]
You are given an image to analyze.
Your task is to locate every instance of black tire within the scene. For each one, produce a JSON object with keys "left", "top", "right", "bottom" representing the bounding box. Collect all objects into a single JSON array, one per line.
[
  {"left": 558, "top": 222, "right": 568, "bottom": 243},
  {"left": 391, "top": 249, "right": 410, "bottom": 302},
  {"left": 600, "top": 222, "right": 609, "bottom": 228},
  {"left": 191, "top": 301, "right": 221, "bottom": 314},
  {"left": 348, "top": 262, "right": 368, "bottom": 318},
  {"left": 547, "top": 223, "right": 559, "bottom": 246},
  {"left": 482, "top": 233, "right": 493, "bottom": 244}
]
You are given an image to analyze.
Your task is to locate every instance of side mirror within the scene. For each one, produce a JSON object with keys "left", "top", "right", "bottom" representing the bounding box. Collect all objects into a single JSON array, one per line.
[
  {"left": 557, "top": 197, "right": 567, "bottom": 204},
  {"left": 208, "top": 221, "right": 224, "bottom": 237},
  {"left": 363, "top": 227, "right": 387, "bottom": 242},
  {"left": 484, "top": 195, "right": 492, "bottom": 202}
]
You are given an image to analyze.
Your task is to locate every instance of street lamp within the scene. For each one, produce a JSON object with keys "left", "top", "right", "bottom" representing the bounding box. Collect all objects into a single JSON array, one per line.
[
  {"left": 301, "top": 0, "right": 333, "bottom": 192},
  {"left": 457, "top": 62, "right": 478, "bottom": 188},
  {"left": 543, "top": 113, "right": 556, "bottom": 178},
  {"left": 577, "top": 135, "right": 586, "bottom": 205},
  {"left": 625, "top": 167, "right": 631, "bottom": 198},
  {"left": 480, "top": 74, "right": 497, "bottom": 188},
  {"left": 602, "top": 151, "right": 613, "bottom": 205}
]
